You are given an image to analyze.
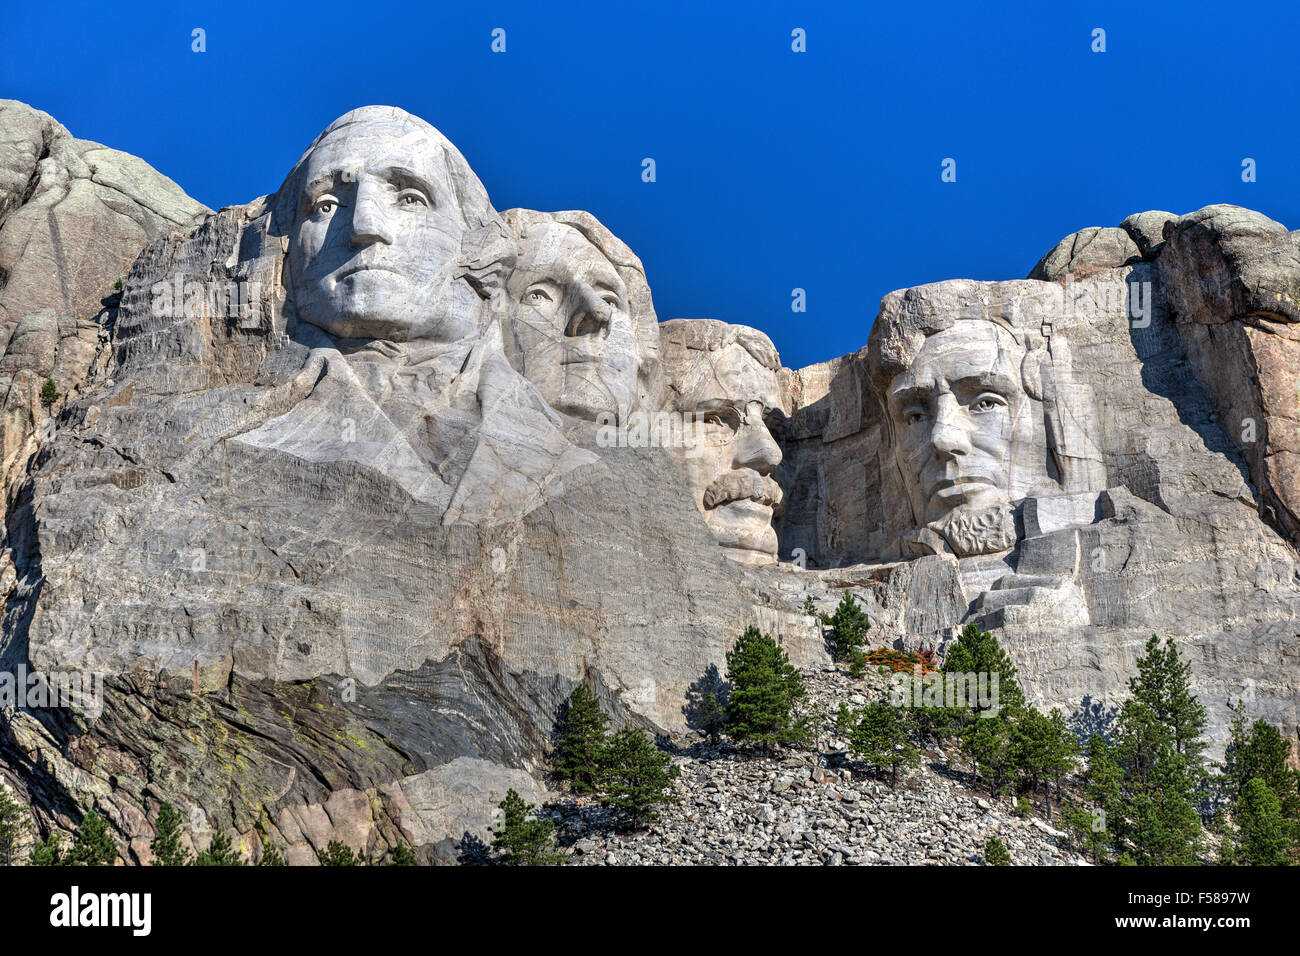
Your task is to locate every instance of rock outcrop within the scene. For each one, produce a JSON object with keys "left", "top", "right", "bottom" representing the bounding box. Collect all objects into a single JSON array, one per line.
[{"left": 0, "top": 100, "right": 1296, "bottom": 863}]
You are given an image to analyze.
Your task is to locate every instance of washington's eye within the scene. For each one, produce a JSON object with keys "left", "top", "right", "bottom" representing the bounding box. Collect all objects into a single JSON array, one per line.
[{"left": 313, "top": 197, "right": 338, "bottom": 215}]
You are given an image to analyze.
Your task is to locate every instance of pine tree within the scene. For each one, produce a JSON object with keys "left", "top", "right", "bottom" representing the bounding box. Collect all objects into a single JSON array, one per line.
[
  {"left": 317, "top": 840, "right": 360, "bottom": 866},
  {"left": 698, "top": 692, "right": 726, "bottom": 745},
  {"left": 554, "top": 685, "right": 609, "bottom": 793},
  {"left": 942, "top": 622, "right": 1026, "bottom": 713},
  {"left": 0, "top": 787, "right": 30, "bottom": 866},
  {"left": 1236, "top": 778, "right": 1291, "bottom": 866},
  {"left": 1128, "top": 635, "right": 1207, "bottom": 772},
  {"left": 491, "top": 789, "right": 562, "bottom": 865},
  {"left": 724, "top": 626, "right": 810, "bottom": 751},
  {"left": 28, "top": 833, "right": 63, "bottom": 866},
  {"left": 149, "top": 802, "right": 190, "bottom": 866},
  {"left": 1226, "top": 715, "right": 1299, "bottom": 815},
  {"left": 1110, "top": 636, "right": 1206, "bottom": 864},
  {"left": 1012, "top": 707, "right": 1079, "bottom": 819},
  {"left": 193, "top": 830, "right": 244, "bottom": 866},
  {"left": 40, "top": 378, "right": 60, "bottom": 408},
  {"left": 258, "top": 843, "right": 288, "bottom": 866},
  {"left": 984, "top": 836, "right": 1011, "bottom": 866},
  {"left": 389, "top": 843, "right": 415, "bottom": 866},
  {"left": 823, "top": 592, "right": 870, "bottom": 666},
  {"left": 847, "top": 701, "right": 919, "bottom": 789},
  {"left": 599, "top": 727, "right": 680, "bottom": 829},
  {"left": 68, "top": 811, "right": 117, "bottom": 866}
]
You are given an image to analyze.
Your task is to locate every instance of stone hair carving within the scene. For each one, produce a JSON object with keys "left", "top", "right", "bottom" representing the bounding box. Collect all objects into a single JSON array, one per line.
[
  {"left": 501, "top": 208, "right": 661, "bottom": 422},
  {"left": 660, "top": 318, "right": 785, "bottom": 565}
]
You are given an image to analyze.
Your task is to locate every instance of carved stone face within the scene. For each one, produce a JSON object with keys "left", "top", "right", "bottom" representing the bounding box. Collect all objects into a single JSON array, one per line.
[
  {"left": 668, "top": 338, "right": 784, "bottom": 565},
  {"left": 887, "top": 323, "right": 1032, "bottom": 528},
  {"left": 505, "top": 223, "right": 640, "bottom": 421},
  {"left": 287, "top": 117, "right": 470, "bottom": 342}
]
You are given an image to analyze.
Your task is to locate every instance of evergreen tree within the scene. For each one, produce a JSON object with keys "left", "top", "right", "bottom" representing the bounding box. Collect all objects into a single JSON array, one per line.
[
  {"left": 698, "top": 692, "right": 726, "bottom": 745},
  {"left": 1236, "top": 778, "right": 1291, "bottom": 866},
  {"left": 942, "top": 622, "right": 1026, "bottom": 713},
  {"left": 67, "top": 811, "right": 117, "bottom": 866},
  {"left": 598, "top": 727, "right": 680, "bottom": 828},
  {"left": 961, "top": 714, "right": 1017, "bottom": 798},
  {"left": 192, "top": 830, "right": 244, "bottom": 866},
  {"left": 1226, "top": 715, "right": 1300, "bottom": 816},
  {"left": 28, "top": 833, "right": 63, "bottom": 866},
  {"left": 984, "top": 836, "right": 1011, "bottom": 866},
  {"left": 0, "top": 787, "right": 30, "bottom": 866},
  {"left": 554, "top": 685, "right": 610, "bottom": 793},
  {"left": 1012, "top": 707, "right": 1080, "bottom": 819},
  {"left": 317, "top": 840, "right": 360, "bottom": 866},
  {"left": 149, "top": 802, "right": 190, "bottom": 866},
  {"left": 389, "top": 843, "right": 415, "bottom": 866},
  {"left": 1110, "top": 636, "right": 1206, "bottom": 864},
  {"left": 491, "top": 788, "right": 562, "bottom": 865},
  {"left": 1127, "top": 635, "right": 1207, "bottom": 772},
  {"left": 823, "top": 592, "right": 870, "bottom": 667},
  {"left": 847, "top": 701, "right": 919, "bottom": 789},
  {"left": 258, "top": 843, "right": 287, "bottom": 866},
  {"left": 724, "top": 626, "right": 810, "bottom": 751},
  {"left": 40, "top": 378, "right": 60, "bottom": 408}
]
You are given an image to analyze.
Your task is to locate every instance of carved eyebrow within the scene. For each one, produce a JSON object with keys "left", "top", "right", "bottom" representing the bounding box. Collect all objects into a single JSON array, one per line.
[
  {"left": 301, "top": 170, "right": 347, "bottom": 204},
  {"left": 371, "top": 165, "right": 437, "bottom": 203},
  {"left": 948, "top": 371, "right": 1018, "bottom": 396}
]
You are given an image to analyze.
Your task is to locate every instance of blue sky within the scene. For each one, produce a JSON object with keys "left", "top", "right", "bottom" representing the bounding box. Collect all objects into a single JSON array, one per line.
[{"left": 4, "top": 0, "right": 1298, "bottom": 369}]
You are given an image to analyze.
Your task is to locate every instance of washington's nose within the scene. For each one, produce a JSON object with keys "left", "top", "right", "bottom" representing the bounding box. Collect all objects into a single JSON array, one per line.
[
  {"left": 565, "top": 283, "right": 612, "bottom": 338},
  {"left": 350, "top": 183, "right": 394, "bottom": 247},
  {"left": 732, "top": 419, "right": 782, "bottom": 474},
  {"left": 930, "top": 395, "right": 971, "bottom": 460}
]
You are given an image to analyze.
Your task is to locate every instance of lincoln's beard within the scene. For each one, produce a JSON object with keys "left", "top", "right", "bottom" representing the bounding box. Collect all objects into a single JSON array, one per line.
[{"left": 931, "top": 498, "right": 1017, "bottom": 557}]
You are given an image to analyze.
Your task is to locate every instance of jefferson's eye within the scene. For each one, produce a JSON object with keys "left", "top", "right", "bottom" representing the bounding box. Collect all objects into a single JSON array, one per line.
[
  {"left": 905, "top": 409, "right": 928, "bottom": 425},
  {"left": 970, "top": 395, "right": 1007, "bottom": 413},
  {"left": 526, "top": 288, "right": 553, "bottom": 304}
]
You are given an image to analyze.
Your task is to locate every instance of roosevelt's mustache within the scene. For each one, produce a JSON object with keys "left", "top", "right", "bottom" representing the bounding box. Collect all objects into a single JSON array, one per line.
[{"left": 703, "top": 468, "right": 783, "bottom": 510}]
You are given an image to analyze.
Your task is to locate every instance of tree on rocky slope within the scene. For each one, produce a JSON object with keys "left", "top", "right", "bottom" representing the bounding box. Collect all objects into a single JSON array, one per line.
[
  {"left": 555, "top": 684, "right": 610, "bottom": 793},
  {"left": 599, "top": 727, "right": 680, "bottom": 829},
  {"left": 0, "top": 786, "right": 30, "bottom": 866},
  {"left": 149, "top": 802, "right": 191, "bottom": 866},
  {"left": 724, "top": 626, "right": 811, "bottom": 752},
  {"left": 846, "top": 701, "right": 918, "bottom": 789},
  {"left": 491, "top": 788, "right": 562, "bottom": 865}
]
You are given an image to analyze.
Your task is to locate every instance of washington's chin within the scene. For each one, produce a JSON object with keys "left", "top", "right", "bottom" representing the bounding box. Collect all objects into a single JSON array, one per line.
[
  {"left": 706, "top": 501, "right": 778, "bottom": 565},
  {"left": 551, "top": 373, "right": 637, "bottom": 423}
]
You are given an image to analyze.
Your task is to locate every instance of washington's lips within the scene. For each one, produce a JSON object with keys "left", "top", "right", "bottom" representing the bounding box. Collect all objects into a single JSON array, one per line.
[{"left": 703, "top": 467, "right": 783, "bottom": 511}]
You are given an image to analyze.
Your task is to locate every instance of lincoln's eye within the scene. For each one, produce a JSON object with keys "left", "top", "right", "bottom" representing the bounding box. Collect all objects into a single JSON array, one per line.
[
  {"left": 601, "top": 294, "right": 621, "bottom": 309},
  {"left": 398, "top": 191, "right": 427, "bottom": 207}
]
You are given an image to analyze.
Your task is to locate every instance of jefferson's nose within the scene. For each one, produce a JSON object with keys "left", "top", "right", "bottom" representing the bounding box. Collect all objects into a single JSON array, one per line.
[
  {"left": 565, "top": 283, "right": 612, "bottom": 337},
  {"left": 930, "top": 394, "right": 971, "bottom": 460},
  {"left": 350, "top": 181, "right": 394, "bottom": 247},
  {"left": 732, "top": 418, "right": 782, "bottom": 475}
]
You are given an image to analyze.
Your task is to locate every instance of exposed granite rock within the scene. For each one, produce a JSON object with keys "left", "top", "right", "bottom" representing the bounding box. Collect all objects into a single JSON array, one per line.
[{"left": 0, "top": 100, "right": 208, "bottom": 499}]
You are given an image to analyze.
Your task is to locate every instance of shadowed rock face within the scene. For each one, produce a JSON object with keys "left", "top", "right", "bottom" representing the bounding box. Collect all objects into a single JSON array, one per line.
[{"left": 0, "top": 98, "right": 1297, "bottom": 862}]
